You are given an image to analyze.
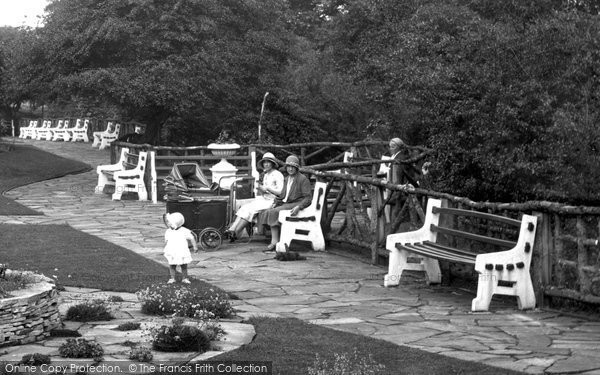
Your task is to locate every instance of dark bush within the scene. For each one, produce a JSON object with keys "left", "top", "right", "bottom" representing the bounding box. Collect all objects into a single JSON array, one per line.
[
  {"left": 116, "top": 322, "right": 141, "bottom": 331},
  {"left": 58, "top": 338, "right": 104, "bottom": 360},
  {"left": 65, "top": 300, "right": 113, "bottom": 322},
  {"left": 49, "top": 328, "right": 81, "bottom": 337},
  {"left": 151, "top": 323, "right": 210, "bottom": 352},
  {"left": 20, "top": 353, "right": 51, "bottom": 366}
]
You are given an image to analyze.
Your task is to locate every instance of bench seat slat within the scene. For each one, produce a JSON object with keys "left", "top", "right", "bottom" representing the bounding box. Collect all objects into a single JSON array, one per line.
[
  {"left": 431, "top": 224, "right": 517, "bottom": 248},
  {"left": 432, "top": 207, "right": 521, "bottom": 227},
  {"left": 422, "top": 241, "right": 479, "bottom": 258},
  {"left": 398, "top": 243, "right": 476, "bottom": 265}
]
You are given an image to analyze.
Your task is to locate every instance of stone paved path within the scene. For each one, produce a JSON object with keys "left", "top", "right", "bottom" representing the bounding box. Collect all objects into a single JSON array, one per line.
[{"left": 3, "top": 138, "right": 600, "bottom": 374}]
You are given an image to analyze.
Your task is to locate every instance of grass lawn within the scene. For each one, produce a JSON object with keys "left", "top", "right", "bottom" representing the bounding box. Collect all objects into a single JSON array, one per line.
[
  {"left": 0, "top": 144, "right": 90, "bottom": 215},
  {"left": 0, "top": 223, "right": 223, "bottom": 293},
  {"left": 212, "top": 316, "right": 523, "bottom": 375},
  {"left": 0, "top": 144, "right": 525, "bottom": 375}
]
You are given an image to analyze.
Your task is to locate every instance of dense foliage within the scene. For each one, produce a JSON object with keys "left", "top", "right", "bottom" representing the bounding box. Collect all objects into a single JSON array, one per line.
[{"left": 0, "top": 0, "right": 599, "bottom": 203}]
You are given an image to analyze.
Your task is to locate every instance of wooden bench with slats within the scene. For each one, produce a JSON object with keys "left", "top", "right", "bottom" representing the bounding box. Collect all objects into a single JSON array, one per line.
[{"left": 384, "top": 198, "right": 537, "bottom": 311}]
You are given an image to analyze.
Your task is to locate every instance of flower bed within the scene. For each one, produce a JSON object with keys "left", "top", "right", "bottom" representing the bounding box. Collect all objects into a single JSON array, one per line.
[{"left": 0, "top": 271, "right": 61, "bottom": 347}]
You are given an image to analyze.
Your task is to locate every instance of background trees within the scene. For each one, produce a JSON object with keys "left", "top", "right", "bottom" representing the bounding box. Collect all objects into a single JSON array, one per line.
[{"left": 1, "top": 0, "right": 599, "bottom": 204}]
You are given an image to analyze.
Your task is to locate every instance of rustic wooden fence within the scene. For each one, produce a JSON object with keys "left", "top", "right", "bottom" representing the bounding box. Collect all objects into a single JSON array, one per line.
[
  {"left": 106, "top": 139, "right": 600, "bottom": 307},
  {"left": 12, "top": 125, "right": 591, "bottom": 307},
  {"left": 301, "top": 164, "right": 600, "bottom": 308}
]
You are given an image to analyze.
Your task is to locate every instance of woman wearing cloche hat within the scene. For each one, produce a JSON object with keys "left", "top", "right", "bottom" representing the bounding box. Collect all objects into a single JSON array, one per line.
[
  {"left": 224, "top": 152, "right": 284, "bottom": 242},
  {"left": 256, "top": 154, "right": 312, "bottom": 252}
]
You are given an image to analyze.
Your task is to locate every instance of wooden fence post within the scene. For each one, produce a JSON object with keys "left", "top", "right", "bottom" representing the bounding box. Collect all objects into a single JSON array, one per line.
[
  {"left": 533, "top": 211, "right": 552, "bottom": 308},
  {"left": 369, "top": 185, "right": 380, "bottom": 264}
]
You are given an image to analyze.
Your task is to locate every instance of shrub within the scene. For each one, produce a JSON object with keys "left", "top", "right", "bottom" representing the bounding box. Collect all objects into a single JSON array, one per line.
[
  {"left": 106, "top": 295, "right": 124, "bottom": 302},
  {"left": 49, "top": 328, "right": 81, "bottom": 337},
  {"left": 20, "top": 353, "right": 51, "bottom": 366},
  {"left": 116, "top": 322, "right": 141, "bottom": 331},
  {"left": 129, "top": 346, "right": 153, "bottom": 362},
  {"left": 150, "top": 319, "right": 211, "bottom": 353},
  {"left": 65, "top": 300, "right": 113, "bottom": 322},
  {"left": 307, "top": 349, "right": 386, "bottom": 375},
  {"left": 137, "top": 284, "right": 232, "bottom": 319},
  {"left": 58, "top": 338, "right": 104, "bottom": 361},
  {"left": 200, "top": 320, "right": 225, "bottom": 341}
]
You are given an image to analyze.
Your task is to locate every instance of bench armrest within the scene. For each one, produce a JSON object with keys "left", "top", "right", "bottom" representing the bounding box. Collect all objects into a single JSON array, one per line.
[
  {"left": 473, "top": 215, "right": 537, "bottom": 273},
  {"left": 385, "top": 198, "right": 442, "bottom": 251},
  {"left": 278, "top": 206, "right": 316, "bottom": 223},
  {"left": 97, "top": 164, "right": 124, "bottom": 173}
]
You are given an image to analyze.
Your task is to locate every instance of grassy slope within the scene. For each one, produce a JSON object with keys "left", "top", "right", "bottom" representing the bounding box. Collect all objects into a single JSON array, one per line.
[
  {"left": 0, "top": 144, "right": 91, "bottom": 215},
  {"left": 212, "top": 316, "right": 524, "bottom": 375}
]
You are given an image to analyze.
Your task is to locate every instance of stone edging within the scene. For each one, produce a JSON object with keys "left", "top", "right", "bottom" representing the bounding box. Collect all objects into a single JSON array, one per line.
[{"left": 0, "top": 272, "right": 61, "bottom": 347}]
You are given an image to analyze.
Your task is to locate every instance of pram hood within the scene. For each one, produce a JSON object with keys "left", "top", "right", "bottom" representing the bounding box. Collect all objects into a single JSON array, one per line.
[{"left": 163, "top": 163, "right": 211, "bottom": 200}]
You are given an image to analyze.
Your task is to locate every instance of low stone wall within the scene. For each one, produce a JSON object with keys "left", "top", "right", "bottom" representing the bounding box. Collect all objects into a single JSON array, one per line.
[{"left": 0, "top": 272, "right": 61, "bottom": 347}]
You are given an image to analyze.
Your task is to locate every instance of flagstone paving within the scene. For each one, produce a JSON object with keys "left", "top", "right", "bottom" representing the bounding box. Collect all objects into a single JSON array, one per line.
[{"left": 3, "top": 138, "right": 600, "bottom": 374}]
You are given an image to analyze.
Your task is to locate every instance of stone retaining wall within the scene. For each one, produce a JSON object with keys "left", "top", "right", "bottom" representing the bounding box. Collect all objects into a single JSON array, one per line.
[{"left": 0, "top": 272, "right": 61, "bottom": 347}]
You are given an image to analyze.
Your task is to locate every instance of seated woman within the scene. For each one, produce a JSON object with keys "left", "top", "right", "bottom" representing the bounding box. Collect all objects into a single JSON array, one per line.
[
  {"left": 257, "top": 155, "right": 312, "bottom": 252},
  {"left": 225, "top": 152, "right": 283, "bottom": 242}
]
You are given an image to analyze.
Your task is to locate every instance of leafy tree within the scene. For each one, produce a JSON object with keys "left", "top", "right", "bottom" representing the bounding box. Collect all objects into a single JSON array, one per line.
[
  {"left": 317, "top": 0, "right": 600, "bottom": 203},
  {"left": 0, "top": 27, "right": 39, "bottom": 121},
  {"left": 33, "top": 0, "right": 300, "bottom": 145}
]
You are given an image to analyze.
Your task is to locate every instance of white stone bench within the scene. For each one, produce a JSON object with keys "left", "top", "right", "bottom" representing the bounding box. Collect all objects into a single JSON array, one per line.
[
  {"left": 384, "top": 198, "right": 538, "bottom": 311},
  {"left": 277, "top": 181, "right": 328, "bottom": 251},
  {"left": 112, "top": 150, "right": 151, "bottom": 201},
  {"left": 70, "top": 118, "right": 90, "bottom": 142},
  {"left": 52, "top": 119, "right": 71, "bottom": 141},
  {"left": 34, "top": 120, "right": 52, "bottom": 140},
  {"left": 96, "top": 147, "right": 156, "bottom": 202},
  {"left": 92, "top": 121, "right": 119, "bottom": 148},
  {"left": 21, "top": 120, "right": 40, "bottom": 139},
  {"left": 46, "top": 120, "right": 66, "bottom": 141},
  {"left": 99, "top": 122, "right": 121, "bottom": 150},
  {"left": 19, "top": 120, "right": 36, "bottom": 139},
  {"left": 96, "top": 147, "right": 130, "bottom": 194}
]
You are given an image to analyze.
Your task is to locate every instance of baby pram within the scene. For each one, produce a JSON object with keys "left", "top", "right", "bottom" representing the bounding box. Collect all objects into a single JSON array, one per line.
[{"left": 163, "top": 162, "right": 254, "bottom": 250}]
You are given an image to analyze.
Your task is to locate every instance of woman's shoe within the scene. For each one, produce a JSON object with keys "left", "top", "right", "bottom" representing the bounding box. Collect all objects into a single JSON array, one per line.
[
  {"left": 224, "top": 230, "right": 237, "bottom": 243},
  {"left": 262, "top": 243, "right": 276, "bottom": 253}
]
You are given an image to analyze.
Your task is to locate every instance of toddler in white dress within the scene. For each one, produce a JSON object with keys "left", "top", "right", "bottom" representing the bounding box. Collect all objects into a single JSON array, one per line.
[{"left": 164, "top": 212, "right": 198, "bottom": 284}]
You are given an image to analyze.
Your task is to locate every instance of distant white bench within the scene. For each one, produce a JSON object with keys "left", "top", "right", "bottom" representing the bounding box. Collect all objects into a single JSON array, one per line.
[
  {"left": 384, "top": 198, "right": 538, "bottom": 311},
  {"left": 21, "top": 120, "right": 40, "bottom": 139},
  {"left": 34, "top": 120, "right": 52, "bottom": 140},
  {"left": 277, "top": 181, "right": 328, "bottom": 252},
  {"left": 52, "top": 119, "right": 71, "bottom": 141},
  {"left": 70, "top": 118, "right": 90, "bottom": 142},
  {"left": 96, "top": 148, "right": 156, "bottom": 202},
  {"left": 92, "top": 121, "right": 120, "bottom": 148},
  {"left": 99, "top": 122, "right": 121, "bottom": 150},
  {"left": 19, "top": 120, "right": 35, "bottom": 139},
  {"left": 46, "top": 120, "right": 66, "bottom": 141}
]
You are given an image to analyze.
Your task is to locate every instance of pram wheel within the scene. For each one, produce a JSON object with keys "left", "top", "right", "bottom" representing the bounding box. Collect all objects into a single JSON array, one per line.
[{"left": 199, "top": 227, "right": 222, "bottom": 250}]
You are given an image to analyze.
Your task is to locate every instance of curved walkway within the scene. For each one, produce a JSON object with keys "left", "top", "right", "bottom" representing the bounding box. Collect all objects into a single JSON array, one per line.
[{"left": 3, "top": 138, "right": 600, "bottom": 374}]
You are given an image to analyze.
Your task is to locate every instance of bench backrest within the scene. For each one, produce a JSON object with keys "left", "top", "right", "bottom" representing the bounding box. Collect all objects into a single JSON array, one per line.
[
  {"left": 123, "top": 151, "right": 145, "bottom": 170},
  {"left": 310, "top": 181, "right": 327, "bottom": 222},
  {"left": 427, "top": 200, "right": 530, "bottom": 254},
  {"left": 431, "top": 206, "right": 521, "bottom": 249},
  {"left": 112, "top": 123, "right": 121, "bottom": 136},
  {"left": 116, "top": 147, "right": 130, "bottom": 167}
]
